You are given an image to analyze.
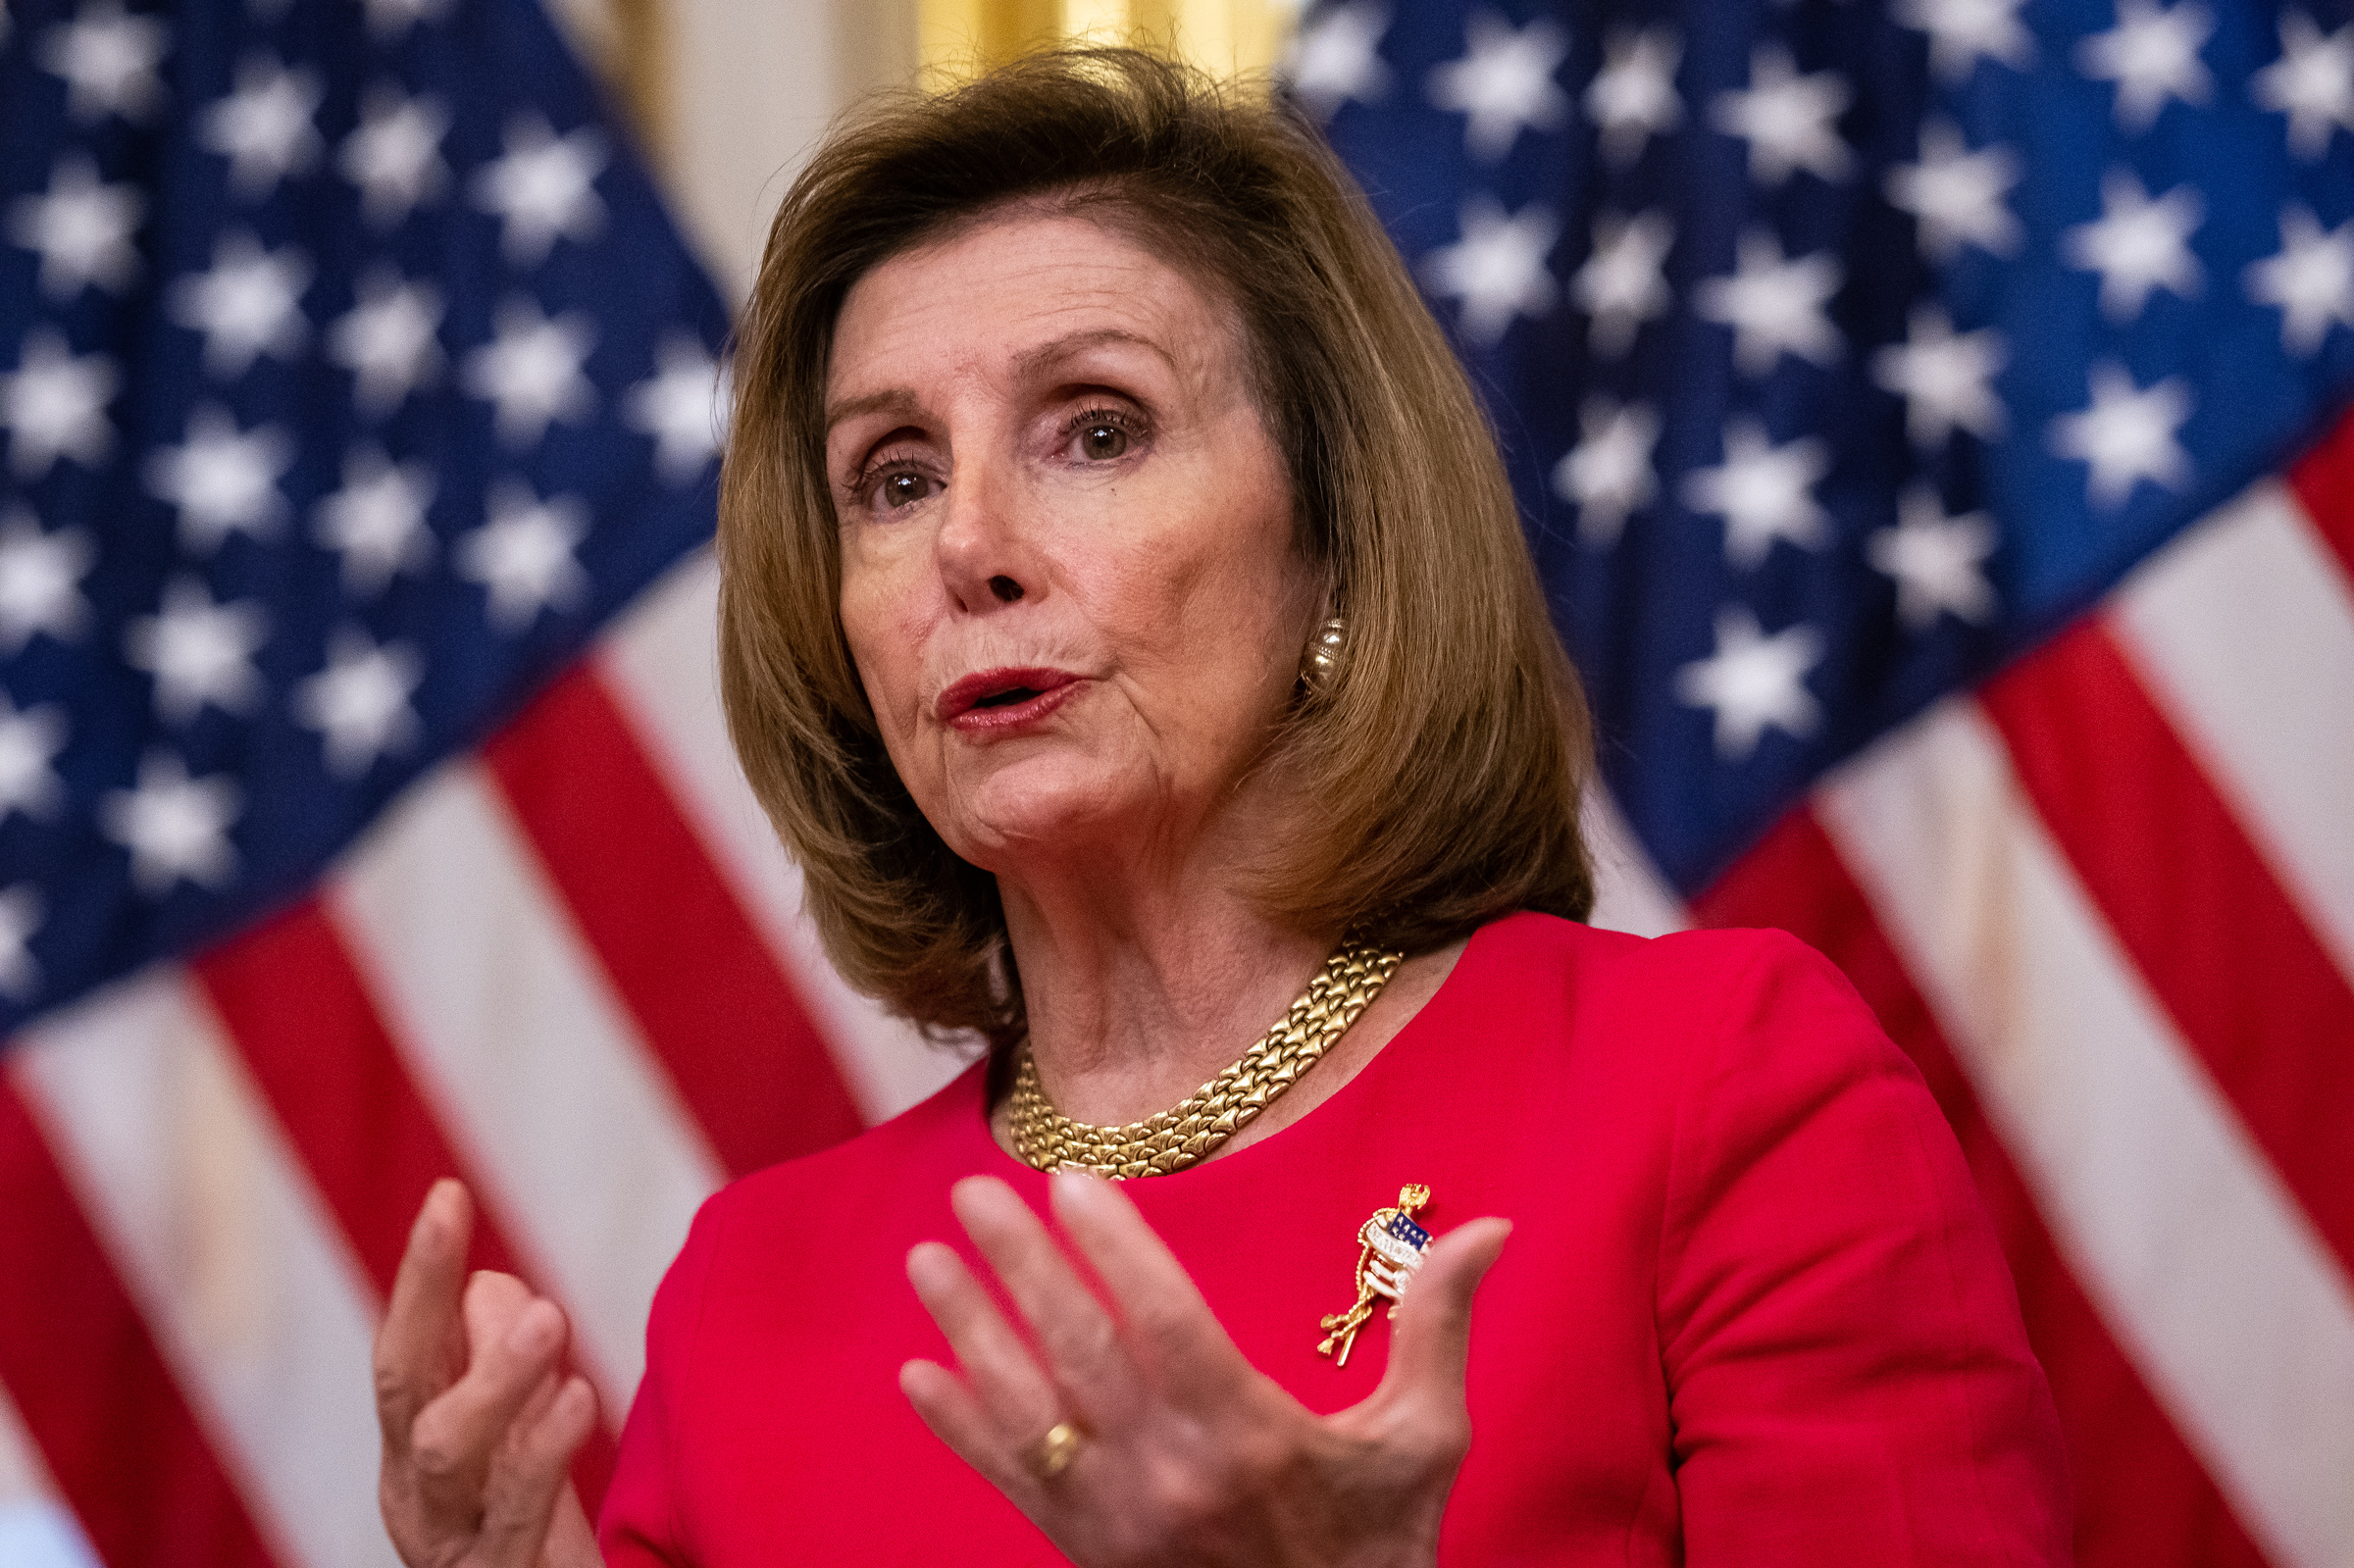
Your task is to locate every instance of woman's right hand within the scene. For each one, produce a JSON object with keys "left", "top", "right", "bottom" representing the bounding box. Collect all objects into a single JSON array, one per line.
[{"left": 375, "top": 1180, "right": 604, "bottom": 1568}]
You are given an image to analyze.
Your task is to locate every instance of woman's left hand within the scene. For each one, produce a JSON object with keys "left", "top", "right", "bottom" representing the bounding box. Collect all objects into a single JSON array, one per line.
[{"left": 899, "top": 1172, "right": 1510, "bottom": 1568}]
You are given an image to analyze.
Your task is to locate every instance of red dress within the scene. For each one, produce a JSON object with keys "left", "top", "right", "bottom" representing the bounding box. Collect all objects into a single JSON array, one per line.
[{"left": 600, "top": 913, "right": 2071, "bottom": 1565}]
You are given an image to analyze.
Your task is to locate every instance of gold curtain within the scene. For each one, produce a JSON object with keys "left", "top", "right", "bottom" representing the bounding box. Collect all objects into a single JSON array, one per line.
[
  {"left": 918, "top": 0, "right": 1293, "bottom": 83},
  {"left": 608, "top": 0, "right": 671, "bottom": 157}
]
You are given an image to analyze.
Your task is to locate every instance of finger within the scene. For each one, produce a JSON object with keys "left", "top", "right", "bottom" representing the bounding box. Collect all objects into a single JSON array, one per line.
[
  {"left": 1049, "top": 1171, "right": 1248, "bottom": 1388},
  {"left": 376, "top": 1179, "right": 473, "bottom": 1453},
  {"left": 541, "top": 1479, "right": 605, "bottom": 1568},
  {"left": 952, "top": 1178, "right": 1145, "bottom": 1424},
  {"left": 475, "top": 1375, "right": 596, "bottom": 1568},
  {"left": 1373, "top": 1217, "right": 1510, "bottom": 1413},
  {"left": 906, "top": 1239, "right": 1061, "bottom": 1444},
  {"left": 460, "top": 1268, "right": 540, "bottom": 1354},
  {"left": 406, "top": 1290, "right": 572, "bottom": 1512},
  {"left": 900, "top": 1357, "right": 1041, "bottom": 1498}
]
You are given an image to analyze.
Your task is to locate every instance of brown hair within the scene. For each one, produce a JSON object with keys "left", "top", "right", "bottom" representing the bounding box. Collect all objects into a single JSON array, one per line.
[{"left": 719, "top": 47, "right": 1594, "bottom": 1049}]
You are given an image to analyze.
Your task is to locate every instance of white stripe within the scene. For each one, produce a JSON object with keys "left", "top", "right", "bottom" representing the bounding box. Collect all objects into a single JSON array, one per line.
[
  {"left": 328, "top": 764, "right": 725, "bottom": 1415},
  {"left": 0, "top": 1506, "right": 101, "bottom": 1568},
  {"left": 0, "top": 1382, "right": 54, "bottom": 1514},
  {"left": 2111, "top": 479, "right": 2354, "bottom": 985},
  {"left": 600, "top": 550, "right": 964, "bottom": 1122},
  {"left": 1580, "top": 784, "right": 1689, "bottom": 936},
  {"left": 7, "top": 973, "right": 403, "bottom": 1568},
  {"left": 0, "top": 1348, "right": 100, "bottom": 1568},
  {"left": 1818, "top": 700, "right": 2354, "bottom": 1568}
]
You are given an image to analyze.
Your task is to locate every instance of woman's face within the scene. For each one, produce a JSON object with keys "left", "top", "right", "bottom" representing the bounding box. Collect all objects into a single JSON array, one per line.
[{"left": 826, "top": 211, "right": 1315, "bottom": 879}]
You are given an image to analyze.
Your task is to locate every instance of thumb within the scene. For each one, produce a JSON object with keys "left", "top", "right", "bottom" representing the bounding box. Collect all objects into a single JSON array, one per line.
[{"left": 1371, "top": 1217, "right": 1511, "bottom": 1410}]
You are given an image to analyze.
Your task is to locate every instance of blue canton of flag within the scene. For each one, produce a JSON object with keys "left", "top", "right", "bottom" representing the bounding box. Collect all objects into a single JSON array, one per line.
[
  {"left": 0, "top": 0, "right": 731, "bottom": 1034},
  {"left": 1366, "top": 1210, "right": 1432, "bottom": 1297},
  {"left": 1379, "top": 1209, "right": 1432, "bottom": 1255},
  {"left": 1287, "top": 0, "right": 2354, "bottom": 891}
]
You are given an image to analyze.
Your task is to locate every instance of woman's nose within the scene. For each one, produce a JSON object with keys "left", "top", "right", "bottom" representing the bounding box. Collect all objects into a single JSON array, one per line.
[{"left": 934, "top": 456, "right": 1039, "bottom": 613}]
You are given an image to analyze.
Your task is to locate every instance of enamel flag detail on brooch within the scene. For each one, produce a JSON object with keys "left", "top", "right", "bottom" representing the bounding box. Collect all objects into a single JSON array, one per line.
[{"left": 1317, "top": 1185, "right": 1433, "bottom": 1366}]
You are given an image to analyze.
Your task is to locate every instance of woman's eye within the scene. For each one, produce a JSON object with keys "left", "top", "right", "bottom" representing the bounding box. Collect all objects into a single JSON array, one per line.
[
  {"left": 877, "top": 470, "right": 933, "bottom": 508},
  {"left": 1070, "top": 419, "right": 1131, "bottom": 462}
]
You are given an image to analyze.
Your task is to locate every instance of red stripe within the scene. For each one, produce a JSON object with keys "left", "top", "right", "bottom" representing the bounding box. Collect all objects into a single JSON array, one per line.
[
  {"left": 193, "top": 902, "right": 516, "bottom": 1291},
  {"left": 1694, "top": 805, "right": 2271, "bottom": 1568},
  {"left": 189, "top": 902, "right": 617, "bottom": 1509},
  {"left": 0, "top": 1079, "right": 285, "bottom": 1568},
  {"left": 2287, "top": 404, "right": 2354, "bottom": 581},
  {"left": 481, "top": 665, "right": 864, "bottom": 1175},
  {"left": 1982, "top": 620, "right": 2354, "bottom": 1276}
]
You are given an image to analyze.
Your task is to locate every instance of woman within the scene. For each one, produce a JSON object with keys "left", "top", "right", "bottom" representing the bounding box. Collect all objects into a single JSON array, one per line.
[{"left": 374, "top": 49, "right": 2071, "bottom": 1566}]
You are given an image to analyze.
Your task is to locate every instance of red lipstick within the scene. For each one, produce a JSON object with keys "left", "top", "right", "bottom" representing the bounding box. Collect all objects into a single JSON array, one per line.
[{"left": 935, "top": 668, "right": 1084, "bottom": 733}]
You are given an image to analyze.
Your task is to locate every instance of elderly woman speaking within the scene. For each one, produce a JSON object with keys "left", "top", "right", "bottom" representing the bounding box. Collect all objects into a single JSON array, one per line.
[{"left": 374, "top": 49, "right": 2071, "bottom": 1567}]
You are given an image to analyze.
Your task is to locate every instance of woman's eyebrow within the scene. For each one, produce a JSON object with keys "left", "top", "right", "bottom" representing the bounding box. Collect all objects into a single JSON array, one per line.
[
  {"left": 824, "top": 387, "right": 929, "bottom": 435},
  {"left": 825, "top": 329, "right": 1178, "bottom": 437},
  {"left": 1012, "top": 327, "right": 1176, "bottom": 382}
]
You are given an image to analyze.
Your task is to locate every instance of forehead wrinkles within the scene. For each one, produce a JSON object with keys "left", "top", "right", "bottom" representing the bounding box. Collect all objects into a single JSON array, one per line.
[{"left": 824, "top": 216, "right": 1252, "bottom": 420}]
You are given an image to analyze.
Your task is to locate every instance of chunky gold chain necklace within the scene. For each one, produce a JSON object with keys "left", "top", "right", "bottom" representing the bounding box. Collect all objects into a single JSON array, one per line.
[{"left": 1005, "top": 938, "right": 1404, "bottom": 1179}]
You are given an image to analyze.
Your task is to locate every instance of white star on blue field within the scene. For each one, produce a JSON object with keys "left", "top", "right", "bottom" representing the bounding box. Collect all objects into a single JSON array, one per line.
[
  {"left": 0, "top": 0, "right": 734, "bottom": 1027},
  {"left": 1286, "top": 0, "right": 2354, "bottom": 890}
]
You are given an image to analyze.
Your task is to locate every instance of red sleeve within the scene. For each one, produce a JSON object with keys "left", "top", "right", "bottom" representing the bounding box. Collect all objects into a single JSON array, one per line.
[
  {"left": 598, "top": 1193, "right": 725, "bottom": 1568},
  {"left": 1655, "top": 929, "right": 2072, "bottom": 1566}
]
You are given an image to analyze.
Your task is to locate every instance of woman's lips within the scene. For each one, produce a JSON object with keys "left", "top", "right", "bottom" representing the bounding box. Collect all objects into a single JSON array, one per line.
[{"left": 936, "top": 668, "right": 1085, "bottom": 733}]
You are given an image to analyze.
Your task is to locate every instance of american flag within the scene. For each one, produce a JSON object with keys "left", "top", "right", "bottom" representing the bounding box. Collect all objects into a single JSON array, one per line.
[
  {"left": 0, "top": 0, "right": 966, "bottom": 1562},
  {"left": 1288, "top": 0, "right": 2354, "bottom": 1561},
  {"left": 3, "top": 0, "right": 2349, "bottom": 1561}
]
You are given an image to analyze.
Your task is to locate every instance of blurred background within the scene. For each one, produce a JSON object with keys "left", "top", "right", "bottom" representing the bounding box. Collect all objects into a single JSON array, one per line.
[{"left": 0, "top": 0, "right": 2348, "bottom": 1564}]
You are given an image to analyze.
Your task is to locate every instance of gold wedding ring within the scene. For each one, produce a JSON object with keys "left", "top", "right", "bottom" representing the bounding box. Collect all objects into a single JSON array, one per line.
[{"left": 1024, "top": 1419, "right": 1086, "bottom": 1481}]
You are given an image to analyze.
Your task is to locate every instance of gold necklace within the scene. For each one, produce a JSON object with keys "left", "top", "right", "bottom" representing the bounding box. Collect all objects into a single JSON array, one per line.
[{"left": 1005, "top": 938, "right": 1405, "bottom": 1179}]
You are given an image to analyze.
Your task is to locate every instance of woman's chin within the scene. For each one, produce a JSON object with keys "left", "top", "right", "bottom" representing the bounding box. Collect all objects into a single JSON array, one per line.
[{"left": 937, "top": 766, "right": 1155, "bottom": 874}]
